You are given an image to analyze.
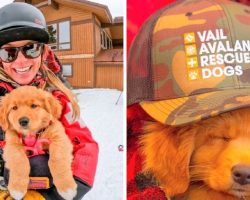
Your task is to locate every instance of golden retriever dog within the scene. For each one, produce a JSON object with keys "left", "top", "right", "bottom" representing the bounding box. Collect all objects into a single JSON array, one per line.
[
  {"left": 140, "top": 108, "right": 250, "bottom": 200},
  {"left": 0, "top": 86, "right": 76, "bottom": 200}
]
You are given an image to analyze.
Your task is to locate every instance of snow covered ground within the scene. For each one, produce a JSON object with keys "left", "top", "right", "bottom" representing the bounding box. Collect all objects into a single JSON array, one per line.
[{"left": 74, "top": 88, "right": 124, "bottom": 200}]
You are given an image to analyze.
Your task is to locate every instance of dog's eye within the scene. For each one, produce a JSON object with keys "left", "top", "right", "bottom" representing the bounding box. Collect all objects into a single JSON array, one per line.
[
  {"left": 214, "top": 136, "right": 231, "bottom": 141},
  {"left": 31, "top": 104, "right": 38, "bottom": 109},
  {"left": 12, "top": 106, "right": 17, "bottom": 110},
  {"left": 222, "top": 137, "right": 231, "bottom": 142},
  {"left": 211, "top": 135, "right": 231, "bottom": 142}
]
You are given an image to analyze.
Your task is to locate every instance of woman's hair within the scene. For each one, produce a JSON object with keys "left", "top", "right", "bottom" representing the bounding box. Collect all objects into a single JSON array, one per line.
[
  {"left": 41, "top": 45, "right": 80, "bottom": 120},
  {"left": 0, "top": 44, "right": 80, "bottom": 121}
]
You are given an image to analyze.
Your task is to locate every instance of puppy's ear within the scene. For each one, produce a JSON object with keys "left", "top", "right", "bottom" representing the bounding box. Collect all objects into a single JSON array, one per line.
[
  {"left": 0, "top": 98, "right": 9, "bottom": 130},
  {"left": 139, "top": 122, "right": 195, "bottom": 197},
  {"left": 45, "top": 96, "right": 62, "bottom": 119}
]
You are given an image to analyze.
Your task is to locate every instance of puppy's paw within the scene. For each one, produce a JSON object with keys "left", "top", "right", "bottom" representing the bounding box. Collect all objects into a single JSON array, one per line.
[
  {"left": 10, "top": 190, "right": 25, "bottom": 200},
  {"left": 58, "top": 188, "right": 77, "bottom": 200}
]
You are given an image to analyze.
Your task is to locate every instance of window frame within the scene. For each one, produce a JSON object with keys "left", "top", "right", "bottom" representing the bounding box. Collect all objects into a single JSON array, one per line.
[
  {"left": 62, "top": 63, "right": 73, "bottom": 77},
  {"left": 47, "top": 18, "right": 71, "bottom": 51},
  {"left": 101, "top": 29, "right": 112, "bottom": 50}
]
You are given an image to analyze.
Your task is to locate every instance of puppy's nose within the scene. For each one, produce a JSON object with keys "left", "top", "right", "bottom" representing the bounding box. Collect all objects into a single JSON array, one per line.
[
  {"left": 232, "top": 165, "right": 250, "bottom": 185},
  {"left": 19, "top": 117, "right": 29, "bottom": 127}
]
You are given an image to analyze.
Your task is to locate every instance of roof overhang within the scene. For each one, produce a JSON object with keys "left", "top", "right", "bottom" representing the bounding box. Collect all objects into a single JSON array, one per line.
[
  {"left": 103, "top": 17, "right": 123, "bottom": 40},
  {"left": 33, "top": 0, "right": 59, "bottom": 9},
  {"left": 53, "top": 0, "right": 112, "bottom": 23},
  {"left": 17, "top": 0, "right": 112, "bottom": 23}
]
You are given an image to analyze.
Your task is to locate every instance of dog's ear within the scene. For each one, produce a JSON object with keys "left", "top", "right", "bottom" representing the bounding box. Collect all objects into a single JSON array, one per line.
[
  {"left": 139, "top": 122, "right": 196, "bottom": 197},
  {"left": 44, "top": 95, "right": 62, "bottom": 119},
  {"left": 0, "top": 97, "right": 10, "bottom": 130}
]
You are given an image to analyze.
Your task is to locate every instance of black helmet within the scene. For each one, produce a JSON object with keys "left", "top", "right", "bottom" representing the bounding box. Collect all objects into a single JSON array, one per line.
[{"left": 0, "top": 2, "right": 49, "bottom": 47}]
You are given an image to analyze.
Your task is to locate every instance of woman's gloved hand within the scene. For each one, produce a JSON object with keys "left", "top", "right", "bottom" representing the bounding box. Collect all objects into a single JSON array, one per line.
[{"left": 0, "top": 190, "right": 45, "bottom": 200}]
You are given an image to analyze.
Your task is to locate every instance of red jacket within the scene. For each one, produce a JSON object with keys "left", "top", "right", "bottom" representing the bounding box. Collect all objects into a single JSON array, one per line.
[
  {"left": 53, "top": 90, "right": 98, "bottom": 187},
  {"left": 0, "top": 82, "right": 98, "bottom": 187}
]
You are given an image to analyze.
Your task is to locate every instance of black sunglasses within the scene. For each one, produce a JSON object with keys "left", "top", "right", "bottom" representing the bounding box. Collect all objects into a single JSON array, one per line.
[{"left": 0, "top": 43, "right": 44, "bottom": 63}]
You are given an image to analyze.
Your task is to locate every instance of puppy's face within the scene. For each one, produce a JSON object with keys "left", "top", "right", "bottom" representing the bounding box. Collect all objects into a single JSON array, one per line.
[
  {"left": 141, "top": 107, "right": 250, "bottom": 198},
  {"left": 191, "top": 108, "right": 250, "bottom": 197},
  {"left": 0, "top": 86, "right": 62, "bottom": 135}
]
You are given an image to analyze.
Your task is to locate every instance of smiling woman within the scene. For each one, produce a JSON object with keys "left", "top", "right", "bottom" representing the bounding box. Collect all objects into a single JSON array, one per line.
[
  {"left": 0, "top": 41, "right": 44, "bottom": 85},
  {"left": 0, "top": 2, "right": 99, "bottom": 200}
]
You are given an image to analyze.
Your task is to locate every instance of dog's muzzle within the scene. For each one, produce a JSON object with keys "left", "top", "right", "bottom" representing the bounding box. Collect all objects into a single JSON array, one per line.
[{"left": 232, "top": 165, "right": 250, "bottom": 185}]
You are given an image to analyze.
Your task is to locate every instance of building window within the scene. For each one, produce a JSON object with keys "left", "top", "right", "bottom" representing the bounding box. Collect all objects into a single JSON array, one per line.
[
  {"left": 62, "top": 64, "right": 72, "bottom": 76},
  {"left": 101, "top": 31, "right": 103, "bottom": 47},
  {"left": 48, "top": 20, "right": 70, "bottom": 50},
  {"left": 109, "top": 39, "right": 112, "bottom": 49},
  {"left": 47, "top": 24, "right": 57, "bottom": 50},
  {"left": 101, "top": 29, "right": 112, "bottom": 49}
]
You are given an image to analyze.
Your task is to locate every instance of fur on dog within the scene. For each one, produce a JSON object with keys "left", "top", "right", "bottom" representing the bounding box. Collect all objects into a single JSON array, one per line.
[
  {"left": 0, "top": 86, "right": 76, "bottom": 200},
  {"left": 140, "top": 108, "right": 250, "bottom": 200}
]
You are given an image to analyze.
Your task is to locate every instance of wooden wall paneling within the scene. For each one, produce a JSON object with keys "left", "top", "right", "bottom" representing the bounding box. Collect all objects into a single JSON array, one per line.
[{"left": 96, "top": 64, "right": 123, "bottom": 90}]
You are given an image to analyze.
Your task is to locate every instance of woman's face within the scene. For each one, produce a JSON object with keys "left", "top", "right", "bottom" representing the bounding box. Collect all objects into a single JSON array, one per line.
[{"left": 1, "top": 40, "right": 42, "bottom": 85}]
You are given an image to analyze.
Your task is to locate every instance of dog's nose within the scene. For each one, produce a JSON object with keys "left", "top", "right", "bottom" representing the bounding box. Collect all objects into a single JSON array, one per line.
[
  {"left": 232, "top": 165, "right": 250, "bottom": 185},
  {"left": 19, "top": 117, "right": 29, "bottom": 127}
]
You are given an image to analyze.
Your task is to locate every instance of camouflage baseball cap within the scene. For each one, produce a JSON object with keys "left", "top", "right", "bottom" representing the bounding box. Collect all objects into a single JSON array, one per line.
[{"left": 128, "top": 0, "right": 250, "bottom": 126}]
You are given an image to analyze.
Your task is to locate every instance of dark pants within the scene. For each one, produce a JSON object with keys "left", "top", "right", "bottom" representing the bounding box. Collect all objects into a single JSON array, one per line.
[{"left": 3, "top": 155, "right": 91, "bottom": 200}]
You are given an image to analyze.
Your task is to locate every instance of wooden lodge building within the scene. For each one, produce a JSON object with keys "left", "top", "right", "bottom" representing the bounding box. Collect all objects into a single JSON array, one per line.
[{"left": 15, "top": 0, "right": 123, "bottom": 90}]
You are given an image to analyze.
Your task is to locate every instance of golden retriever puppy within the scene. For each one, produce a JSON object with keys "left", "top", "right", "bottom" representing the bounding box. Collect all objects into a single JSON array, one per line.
[
  {"left": 0, "top": 86, "right": 76, "bottom": 200},
  {"left": 140, "top": 108, "right": 250, "bottom": 200}
]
